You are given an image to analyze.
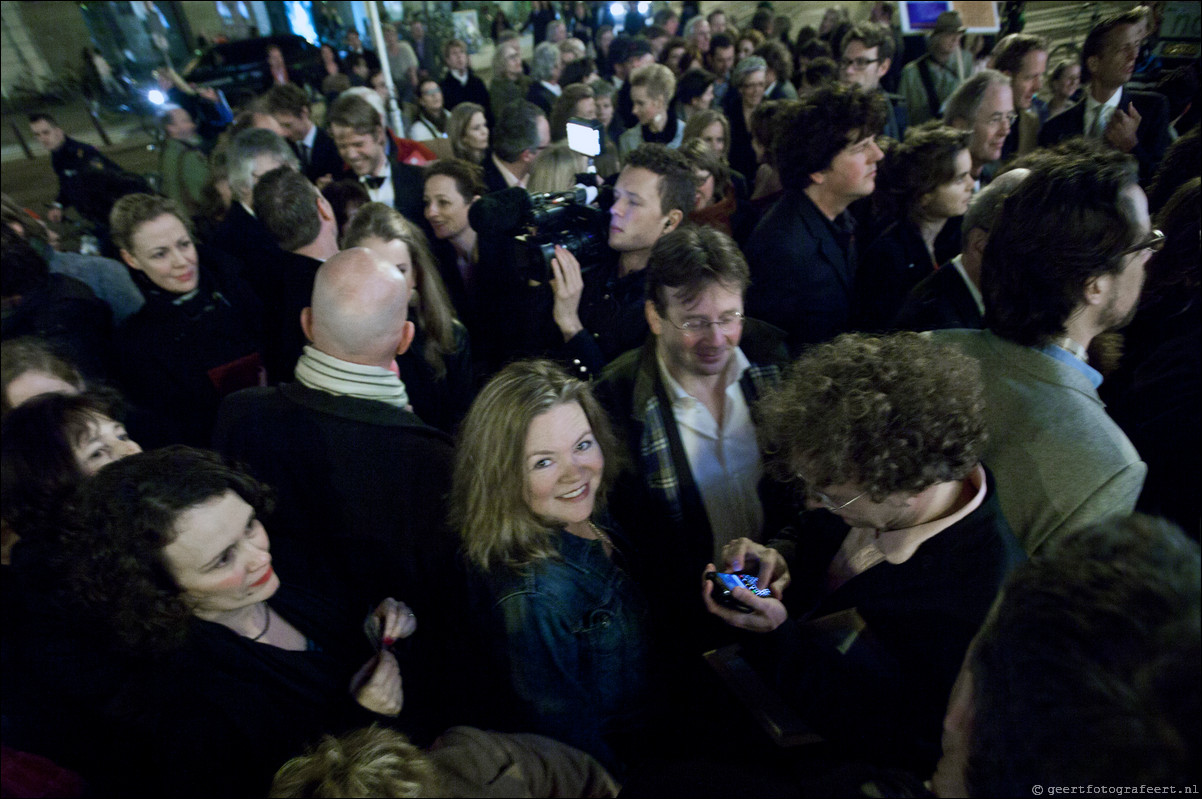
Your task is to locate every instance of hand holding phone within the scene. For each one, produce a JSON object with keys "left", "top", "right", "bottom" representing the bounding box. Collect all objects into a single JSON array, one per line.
[{"left": 702, "top": 565, "right": 788, "bottom": 633}]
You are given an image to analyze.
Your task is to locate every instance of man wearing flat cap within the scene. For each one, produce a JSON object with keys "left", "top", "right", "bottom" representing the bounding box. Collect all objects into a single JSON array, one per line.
[{"left": 899, "top": 10, "right": 975, "bottom": 125}]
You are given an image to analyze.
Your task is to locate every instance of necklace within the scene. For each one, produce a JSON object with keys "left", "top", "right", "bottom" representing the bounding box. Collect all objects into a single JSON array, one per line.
[
  {"left": 250, "top": 603, "right": 271, "bottom": 641},
  {"left": 588, "top": 521, "right": 615, "bottom": 554}
]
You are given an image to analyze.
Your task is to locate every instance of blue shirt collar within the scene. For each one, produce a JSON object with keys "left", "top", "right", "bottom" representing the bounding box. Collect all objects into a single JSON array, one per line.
[{"left": 1039, "top": 343, "right": 1103, "bottom": 389}]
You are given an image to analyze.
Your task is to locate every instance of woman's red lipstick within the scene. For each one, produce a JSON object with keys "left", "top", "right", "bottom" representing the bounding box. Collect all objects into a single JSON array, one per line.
[{"left": 250, "top": 566, "right": 274, "bottom": 587}]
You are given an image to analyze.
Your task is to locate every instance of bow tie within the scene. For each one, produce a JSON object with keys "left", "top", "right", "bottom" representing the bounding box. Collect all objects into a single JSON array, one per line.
[{"left": 360, "top": 175, "right": 386, "bottom": 190}]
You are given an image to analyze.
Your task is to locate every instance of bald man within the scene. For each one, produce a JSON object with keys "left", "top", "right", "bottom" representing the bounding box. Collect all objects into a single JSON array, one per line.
[
  {"left": 212, "top": 247, "right": 487, "bottom": 734},
  {"left": 302, "top": 247, "right": 414, "bottom": 374}
]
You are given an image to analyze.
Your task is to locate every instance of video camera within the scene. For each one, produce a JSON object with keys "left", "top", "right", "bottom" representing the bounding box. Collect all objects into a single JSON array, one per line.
[{"left": 467, "top": 186, "right": 610, "bottom": 283}]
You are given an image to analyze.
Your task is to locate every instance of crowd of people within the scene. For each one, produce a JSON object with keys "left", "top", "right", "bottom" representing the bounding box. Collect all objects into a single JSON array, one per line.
[{"left": 2, "top": 2, "right": 1199, "bottom": 797}]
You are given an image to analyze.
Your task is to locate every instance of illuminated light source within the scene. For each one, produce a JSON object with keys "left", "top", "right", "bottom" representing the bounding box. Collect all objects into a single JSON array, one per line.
[{"left": 148, "top": 88, "right": 166, "bottom": 105}]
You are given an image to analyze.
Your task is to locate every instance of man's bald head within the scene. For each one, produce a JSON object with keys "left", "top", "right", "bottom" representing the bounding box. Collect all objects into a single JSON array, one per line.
[{"left": 303, "top": 248, "right": 413, "bottom": 367}]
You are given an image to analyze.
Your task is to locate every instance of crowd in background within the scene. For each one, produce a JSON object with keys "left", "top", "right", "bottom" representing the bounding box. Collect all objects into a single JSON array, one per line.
[{"left": 2, "top": 1, "right": 1199, "bottom": 797}]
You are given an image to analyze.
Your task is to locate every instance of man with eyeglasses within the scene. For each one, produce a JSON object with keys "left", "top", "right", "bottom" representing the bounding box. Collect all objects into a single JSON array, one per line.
[
  {"left": 701, "top": 331, "right": 1024, "bottom": 769},
  {"left": 837, "top": 23, "right": 906, "bottom": 141},
  {"left": 1038, "top": 6, "right": 1170, "bottom": 184},
  {"left": 945, "top": 69, "right": 1015, "bottom": 186},
  {"left": 596, "top": 224, "right": 788, "bottom": 659},
  {"left": 933, "top": 146, "right": 1150, "bottom": 554}
]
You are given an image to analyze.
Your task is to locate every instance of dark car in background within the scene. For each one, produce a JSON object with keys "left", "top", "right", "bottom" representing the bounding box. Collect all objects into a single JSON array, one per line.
[{"left": 182, "top": 34, "right": 321, "bottom": 106}]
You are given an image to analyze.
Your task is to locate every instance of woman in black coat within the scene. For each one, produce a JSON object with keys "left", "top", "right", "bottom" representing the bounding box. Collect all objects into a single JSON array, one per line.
[{"left": 110, "top": 194, "right": 264, "bottom": 447}]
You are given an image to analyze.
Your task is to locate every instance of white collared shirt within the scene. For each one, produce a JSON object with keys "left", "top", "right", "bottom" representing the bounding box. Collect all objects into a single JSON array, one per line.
[
  {"left": 541, "top": 80, "right": 562, "bottom": 97},
  {"left": 1084, "top": 84, "right": 1123, "bottom": 138},
  {"left": 300, "top": 121, "right": 318, "bottom": 151},
  {"left": 656, "top": 347, "right": 764, "bottom": 560},
  {"left": 949, "top": 254, "right": 985, "bottom": 316},
  {"left": 450, "top": 69, "right": 469, "bottom": 86},
  {"left": 491, "top": 152, "right": 525, "bottom": 188},
  {"left": 364, "top": 159, "right": 394, "bottom": 207},
  {"left": 826, "top": 464, "right": 988, "bottom": 590}
]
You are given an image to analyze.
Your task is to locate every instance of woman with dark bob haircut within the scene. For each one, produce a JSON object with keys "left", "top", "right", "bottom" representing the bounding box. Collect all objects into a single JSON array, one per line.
[
  {"left": 451, "top": 360, "right": 652, "bottom": 776},
  {"left": 35, "top": 447, "right": 417, "bottom": 796},
  {"left": 2, "top": 391, "right": 140, "bottom": 553},
  {"left": 856, "top": 124, "right": 974, "bottom": 331}
]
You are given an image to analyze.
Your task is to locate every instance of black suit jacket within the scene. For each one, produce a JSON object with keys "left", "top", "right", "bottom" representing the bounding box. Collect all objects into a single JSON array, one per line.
[
  {"left": 480, "top": 152, "right": 510, "bottom": 195},
  {"left": 294, "top": 126, "right": 343, "bottom": 183},
  {"left": 342, "top": 161, "right": 426, "bottom": 226},
  {"left": 525, "top": 81, "right": 558, "bottom": 115},
  {"left": 208, "top": 202, "right": 281, "bottom": 303},
  {"left": 745, "top": 190, "right": 859, "bottom": 355},
  {"left": 257, "top": 249, "right": 323, "bottom": 384},
  {"left": 893, "top": 261, "right": 984, "bottom": 333},
  {"left": 1038, "top": 88, "right": 1172, "bottom": 183}
]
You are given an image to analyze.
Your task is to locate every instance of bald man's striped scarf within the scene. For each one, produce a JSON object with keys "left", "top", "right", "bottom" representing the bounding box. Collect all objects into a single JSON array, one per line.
[{"left": 294, "top": 345, "right": 410, "bottom": 408}]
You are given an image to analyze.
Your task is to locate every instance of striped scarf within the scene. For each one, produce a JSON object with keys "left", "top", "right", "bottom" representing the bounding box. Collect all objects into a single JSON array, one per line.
[{"left": 294, "top": 345, "right": 409, "bottom": 408}]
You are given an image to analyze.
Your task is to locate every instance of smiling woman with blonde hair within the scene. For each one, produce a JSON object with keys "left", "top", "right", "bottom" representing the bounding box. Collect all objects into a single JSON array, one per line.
[{"left": 451, "top": 359, "right": 650, "bottom": 775}]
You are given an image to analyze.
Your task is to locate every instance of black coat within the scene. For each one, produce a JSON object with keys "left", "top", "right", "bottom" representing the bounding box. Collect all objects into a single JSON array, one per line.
[
  {"left": 212, "top": 382, "right": 490, "bottom": 732},
  {"left": 752, "top": 468, "right": 1025, "bottom": 771},
  {"left": 293, "top": 125, "right": 344, "bottom": 183},
  {"left": 892, "top": 260, "right": 984, "bottom": 333},
  {"left": 114, "top": 247, "right": 262, "bottom": 447},
  {"left": 744, "top": 190, "right": 859, "bottom": 355},
  {"left": 1038, "top": 89, "right": 1172, "bottom": 184},
  {"left": 206, "top": 201, "right": 281, "bottom": 302},
  {"left": 526, "top": 81, "right": 558, "bottom": 115},
  {"left": 257, "top": 249, "right": 323, "bottom": 384},
  {"left": 397, "top": 320, "right": 476, "bottom": 434},
  {"left": 441, "top": 71, "right": 492, "bottom": 121},
  {"left": 854, "top": 219, "right": 939, "bottom": 332},
  {"left": 1, "top": 273, "right": 112, "bottom": 381}
]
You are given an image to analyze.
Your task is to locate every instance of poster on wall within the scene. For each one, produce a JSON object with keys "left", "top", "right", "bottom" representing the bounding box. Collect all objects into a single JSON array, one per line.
[
  {"left": 453, "top": 10, "right": 484, "bottom": 53},
  {"left": 900, "top": 1, "right": 1000, "bottom": 34}
]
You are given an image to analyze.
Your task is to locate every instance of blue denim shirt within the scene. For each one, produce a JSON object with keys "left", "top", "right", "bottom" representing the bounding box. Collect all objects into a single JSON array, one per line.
[{"left": 491, "top": 527, "right": 651, "bottom": 773}]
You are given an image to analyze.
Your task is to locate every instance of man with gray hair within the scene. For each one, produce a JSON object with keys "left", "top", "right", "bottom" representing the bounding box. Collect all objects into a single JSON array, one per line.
[
  {"left": 210, "top": 127, "right": 300, "bottom": 289},
  {"left": 945, "top": 69, "right": 1015, "bottom": 184},
  {"left": 526, "top": 41, "right": 562, "bottom": 115},
  {"left": 481, "top": 100, "right": 549, "bottom": 192},
  {"left": 894, "top": 167, "right": 1031, "bottom": 332},
  {"left": 252, "top": 166, "right": 339, "bottom": 382}
]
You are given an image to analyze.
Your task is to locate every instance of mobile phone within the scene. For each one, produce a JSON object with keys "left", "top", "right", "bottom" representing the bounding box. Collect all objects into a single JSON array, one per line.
[
  {"left": 565, "top": 117, "right": 602, "bottom": 158},
  {"left": 706, "top": 571, "right": 772, "bottom": 614}
]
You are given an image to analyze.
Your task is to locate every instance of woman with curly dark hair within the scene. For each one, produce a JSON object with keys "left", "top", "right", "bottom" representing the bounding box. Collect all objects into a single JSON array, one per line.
[
  {"left": 705, "top": 331, "right": 1025, "bottom": 772},
  {"left": 856, "top": 124, "right": 974, "bottom": 331},
  {"left": 26, "top": 447, "right": 418, "bottom": 796}
]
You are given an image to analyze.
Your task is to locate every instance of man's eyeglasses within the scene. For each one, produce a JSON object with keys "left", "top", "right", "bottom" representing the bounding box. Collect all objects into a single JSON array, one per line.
[
  {"left": 665, "top": 311, "right": 745, "bottom": 338},
  {"left": 839, "top": 57, "right": 880, "bottom": 71},
  {"left": 984, "top": 111, "right": 1020, "bottom": 128},
  {"left": 1118, "top": 228, "right": 1165, "bottom": 257},
  {"left": 810, "top": 487, "right": 866, "bottom": 512}
]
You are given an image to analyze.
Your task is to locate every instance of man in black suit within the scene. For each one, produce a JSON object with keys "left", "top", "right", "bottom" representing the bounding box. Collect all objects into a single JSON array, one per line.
[
  {"left": 211, "top": 128, "right": 297, "bottom": 295},
  {"left": 1038, "top": 6, "right": 1171, "bottom": 184},
  {"left": 439, "top": 38, "right": 491, "bottom": 121},
  {"left": 526, "top": 41, "right": 562, "bottom": 115},
  {"left": 326, "top": 93, "right": 425, "bottom": 225},
  {"left": 252, "top": 166, "right": 340, "bottom": 383},
  {"left": 263, "top": 83, "right": 344, "bottom": 186},
  {"left": 894, "top": 168, "right": 1031, "bottom": 332},
  {"left": 744, "top": 85, "right": 888, "bottom": 355},
  {"left": 481, "top": 101, "right": 549, "bottom": 193}
]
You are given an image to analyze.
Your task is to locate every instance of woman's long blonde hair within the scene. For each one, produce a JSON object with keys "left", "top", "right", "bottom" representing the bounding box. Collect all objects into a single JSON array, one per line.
[
  {"left": 341, "top": 203, "right": 458, "bottom": 378},
  {"left": 451, "top": 360, "right": 620, "bottom": 572}
]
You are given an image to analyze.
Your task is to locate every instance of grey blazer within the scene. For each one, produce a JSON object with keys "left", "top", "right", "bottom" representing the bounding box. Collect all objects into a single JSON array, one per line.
[{"left": 933, "top": 329, "right": 1146, "bottom": 553}]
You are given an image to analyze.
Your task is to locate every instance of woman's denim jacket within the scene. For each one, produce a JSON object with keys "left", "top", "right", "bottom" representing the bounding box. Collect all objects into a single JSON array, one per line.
[{"left": 491, "top": 527, "right": 650, "bottom": 773}]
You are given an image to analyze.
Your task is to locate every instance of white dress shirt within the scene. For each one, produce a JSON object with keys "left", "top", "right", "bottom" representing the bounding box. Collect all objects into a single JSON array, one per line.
[
  {"left": 1084, "top": 85, "right": 1123, "bottom": 138},
  {"left": 656, "top": 347, "right": 764, "bottom": 560}
]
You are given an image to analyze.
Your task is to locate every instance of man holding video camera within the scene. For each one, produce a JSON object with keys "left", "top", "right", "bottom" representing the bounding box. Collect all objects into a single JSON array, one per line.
[{"left": 547, "top": 143, "right": 695, "bottom": 376}]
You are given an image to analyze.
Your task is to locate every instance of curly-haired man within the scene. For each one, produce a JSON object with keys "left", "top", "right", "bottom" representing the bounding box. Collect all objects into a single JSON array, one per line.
[{"left": 704, "top": 331, "right": 1025, "bottom": 771}]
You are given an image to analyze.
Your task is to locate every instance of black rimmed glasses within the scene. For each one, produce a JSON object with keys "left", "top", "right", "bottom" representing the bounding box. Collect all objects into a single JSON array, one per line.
[{"left": 1119, "top": 228, "right": 1165, "bottom": 257}]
